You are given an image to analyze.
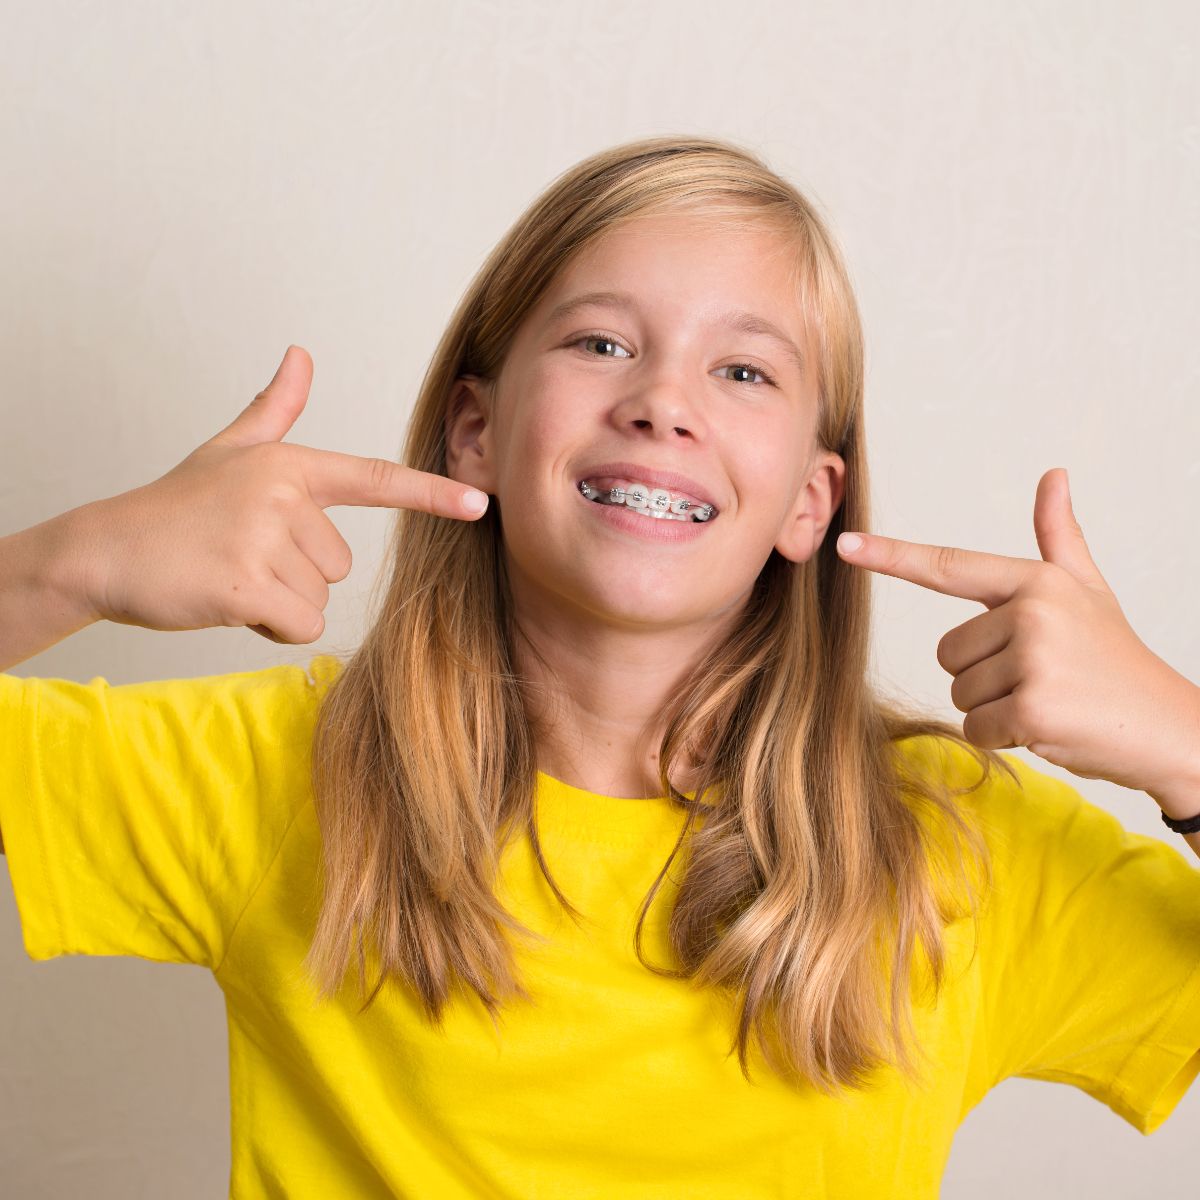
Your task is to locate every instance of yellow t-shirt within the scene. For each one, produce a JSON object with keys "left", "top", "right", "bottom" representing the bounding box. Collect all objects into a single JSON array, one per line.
[{"left": 2, "top": 656, "right": 1200, "bottom": 1198}]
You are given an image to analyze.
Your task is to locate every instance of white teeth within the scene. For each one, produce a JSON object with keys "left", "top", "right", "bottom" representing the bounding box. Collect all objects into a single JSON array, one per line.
[
  {"left": 630, "top": 506, "right": 687, "bottom": 522},
  {"left": 578, "top": 478, "right": 716, "bottom": 522}
]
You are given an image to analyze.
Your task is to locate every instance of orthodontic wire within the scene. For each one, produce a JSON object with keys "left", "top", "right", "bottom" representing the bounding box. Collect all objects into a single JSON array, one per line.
[{"left": 578, "top": 480, "right": 714, "bottom": 521}]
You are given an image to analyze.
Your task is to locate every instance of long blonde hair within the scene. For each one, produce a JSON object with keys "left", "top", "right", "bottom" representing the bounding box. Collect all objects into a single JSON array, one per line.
[{"left": 304, "top": 134, "right": 1018, "bottom": 1096}]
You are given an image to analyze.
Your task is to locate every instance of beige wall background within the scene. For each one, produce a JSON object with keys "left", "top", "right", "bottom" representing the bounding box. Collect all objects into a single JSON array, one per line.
[{"left": 2, "top": 1, "right": 1198, "bottom": 1194}]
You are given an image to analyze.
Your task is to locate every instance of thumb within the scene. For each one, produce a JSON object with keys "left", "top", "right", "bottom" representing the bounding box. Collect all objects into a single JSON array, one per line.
[
  {"left": 1033, "top": 466, "right": 1110, "bottom": 591},
  {"left": 208, "top": 345, "right": 313, "bottom": 449}
]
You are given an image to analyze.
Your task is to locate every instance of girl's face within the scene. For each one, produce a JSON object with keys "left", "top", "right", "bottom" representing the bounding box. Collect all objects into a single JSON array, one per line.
[{"left": 447, "top": 209, "right": 846, "bottom": 631}]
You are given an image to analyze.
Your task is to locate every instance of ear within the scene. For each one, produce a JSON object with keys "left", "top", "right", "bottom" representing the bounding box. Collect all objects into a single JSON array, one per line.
[
  {"left": 444, "top": 374, "right": 497, "bottom": 493},
  {"left": 774, "top": 451, "right": 846, "bottom": 563}
]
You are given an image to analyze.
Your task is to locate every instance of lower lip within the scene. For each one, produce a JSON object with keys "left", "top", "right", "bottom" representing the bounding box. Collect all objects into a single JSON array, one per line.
[{"left": 576, "top": 488, "right": 716, "bottom": 542}]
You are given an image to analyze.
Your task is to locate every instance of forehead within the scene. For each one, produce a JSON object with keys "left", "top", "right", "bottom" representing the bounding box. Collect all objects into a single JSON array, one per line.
[
  {"left": 556, "top": 209, "right": 800, "bottom": 295},
  {"left": 527, "top": 210, "right": 811, "bottom": 375}
]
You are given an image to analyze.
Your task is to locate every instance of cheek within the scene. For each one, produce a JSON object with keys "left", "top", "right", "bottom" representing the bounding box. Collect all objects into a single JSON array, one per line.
[
  {"left": 492, "top": 377, "right": 565, "bottom": 479},
  {"left": 498, "top": 406, "right": 573, "bottom": 493},
  {"left": 715, "top": 411, "right": 805, "bottom": 521},
  {"left": 497, "top": 369, "right": 605, "bottom": 487}
]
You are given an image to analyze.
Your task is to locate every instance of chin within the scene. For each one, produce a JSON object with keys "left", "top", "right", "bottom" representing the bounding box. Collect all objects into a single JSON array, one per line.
[{"left": 565, "top": 569, "right": 724, "bottom": 631}]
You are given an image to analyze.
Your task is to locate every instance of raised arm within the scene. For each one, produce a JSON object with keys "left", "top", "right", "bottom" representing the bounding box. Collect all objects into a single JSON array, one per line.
[{"left": 0, "top": 345, "right": 491, "bottom": 859}]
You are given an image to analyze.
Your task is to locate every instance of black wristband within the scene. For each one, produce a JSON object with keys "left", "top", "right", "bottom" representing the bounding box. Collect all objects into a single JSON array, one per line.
[{"left": 1161, "top": 808, "right": 1200, "bottom": 835}]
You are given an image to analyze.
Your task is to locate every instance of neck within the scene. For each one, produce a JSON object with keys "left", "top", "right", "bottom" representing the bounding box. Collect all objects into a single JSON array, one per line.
[{"left": 509, "top": 580, "right": 741, "bottom": 800}]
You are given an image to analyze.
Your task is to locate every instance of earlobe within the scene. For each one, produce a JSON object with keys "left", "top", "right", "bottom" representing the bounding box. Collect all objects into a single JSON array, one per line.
[
  {"left": 774, "top": 451, "right": 847, "bottom": 564},
  {"left": 444, "top": 376, "right": 496, "bottom": 491}
]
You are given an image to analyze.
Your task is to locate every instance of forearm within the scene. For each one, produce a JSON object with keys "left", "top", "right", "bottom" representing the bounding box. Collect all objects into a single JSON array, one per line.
[{"left": 0, "top": 507, "right": 101, "bottom": 672}]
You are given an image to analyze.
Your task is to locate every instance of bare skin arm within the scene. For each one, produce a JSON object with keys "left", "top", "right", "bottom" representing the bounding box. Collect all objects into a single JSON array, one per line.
[
  {"left": 0, "top": 507, "right": 102, "bottom": 675},
  {"left": 0, "top": 346, "right": 490, "bottom": 859},
  {"left": 0, "top": 506, "right": 103, "bottom": 854}
]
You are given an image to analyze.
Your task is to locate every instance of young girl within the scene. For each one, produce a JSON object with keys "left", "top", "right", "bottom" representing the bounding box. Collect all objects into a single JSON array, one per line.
[{"left": 3, "top": 135, "right": 1199, "bottom": 1198}]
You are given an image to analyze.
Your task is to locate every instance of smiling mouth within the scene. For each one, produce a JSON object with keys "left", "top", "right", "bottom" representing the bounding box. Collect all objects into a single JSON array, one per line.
[{"left": 578, "top": 479, "right": 716, "bottom": 523}]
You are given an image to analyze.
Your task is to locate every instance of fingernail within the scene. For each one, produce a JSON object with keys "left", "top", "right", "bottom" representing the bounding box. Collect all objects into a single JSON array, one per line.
[
  {"left": 462, "top": 489, "right": 489, "bottom": 514},
  {"left": 838, "top": 532, "right": 863, "bottom": 555}
]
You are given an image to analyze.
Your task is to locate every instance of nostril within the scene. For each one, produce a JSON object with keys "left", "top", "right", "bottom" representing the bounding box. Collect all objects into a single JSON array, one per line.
[{"left": 673, "top": 427, "right": 688, "bottom": 436}]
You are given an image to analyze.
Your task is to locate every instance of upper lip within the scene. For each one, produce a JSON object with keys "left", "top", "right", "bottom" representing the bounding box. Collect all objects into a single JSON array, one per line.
[{"left": 575, "top": 461, "right": 721, "bottom": 512}]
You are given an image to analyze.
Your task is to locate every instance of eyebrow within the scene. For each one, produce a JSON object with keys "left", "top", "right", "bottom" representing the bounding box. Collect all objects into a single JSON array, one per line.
[{"left": 544, "top": 289, "right": 806, "bottom": 377}]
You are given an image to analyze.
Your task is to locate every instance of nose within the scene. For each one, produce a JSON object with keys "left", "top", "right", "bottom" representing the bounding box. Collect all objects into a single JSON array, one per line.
[{"left": 611, "top": 382, "right": 706, "bottom": 442}]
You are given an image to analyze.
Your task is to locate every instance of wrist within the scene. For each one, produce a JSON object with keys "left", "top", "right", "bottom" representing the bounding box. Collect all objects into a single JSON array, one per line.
[
  {"left": 33, "top": 504, "right": 108, "bottom": 628},
  {"left": 0, "top": 509, "right": 103, "bottom": 672},
  {"left": 1139, "top": 677, "right": 1200, "bottom": 822},
  {"left": 1145, "top": 771, "right": 1200, "bottom": 824}
]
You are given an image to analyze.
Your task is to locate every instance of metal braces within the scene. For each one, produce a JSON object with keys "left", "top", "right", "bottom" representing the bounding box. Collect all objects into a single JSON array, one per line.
[{"left": 579, "top": 480, "right": 714, "bottom": 522}]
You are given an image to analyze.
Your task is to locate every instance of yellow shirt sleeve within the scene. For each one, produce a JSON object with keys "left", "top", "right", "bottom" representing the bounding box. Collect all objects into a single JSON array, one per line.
[
  {"left": 0, "top": 656, "right": 337, "bottom": 971},
  {"left": 962, "top": 745, "right": 1200, "bottom": 1134}
]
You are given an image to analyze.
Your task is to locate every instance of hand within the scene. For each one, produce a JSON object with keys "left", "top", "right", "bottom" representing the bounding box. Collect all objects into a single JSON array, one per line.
[
  {"left": 75, "top": 345, "right": 490, "bottom": 645},
  {"left": 835, "top": 467, "right": 1200, "bottom": 798}
]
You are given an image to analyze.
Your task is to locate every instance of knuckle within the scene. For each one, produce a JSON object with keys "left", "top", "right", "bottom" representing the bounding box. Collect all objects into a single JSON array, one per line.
[
  {"left": 1016, "top": 595, "right": 1051, "bottom": 634},
  {"left": 260, "top": 479, "right": 301, "bottom": 511},
  {"left": 255, "top": 455, "right": 303, "bottom": 502},
  {"left": 1012, "top": 688, "right": 1044, "bottom": 732},
  {"left": 880, "top": 540, "right": 905, "bottom": 572},
  {"left": 235, "top": 558, "right": 274, "bottom": 598},
  {"left": 932, "top": 544, "right": 959, "bottom": 581},
  {"left": 424, "top": 473, "right": 442, "bottom": 512},
  {"left": 366, "top": 456, "right": 395, "bottom": 502},
  {"left": 1012, "top": 636, "right": 1040, "bottom": 677},
  {"left": 231, "top": 537, "right": 271, "bottom": 576}
]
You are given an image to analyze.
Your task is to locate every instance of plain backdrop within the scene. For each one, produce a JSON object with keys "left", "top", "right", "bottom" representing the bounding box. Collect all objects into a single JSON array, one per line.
[{"left": 1, "top": 1, "right": 1198, "bottom": 1195}]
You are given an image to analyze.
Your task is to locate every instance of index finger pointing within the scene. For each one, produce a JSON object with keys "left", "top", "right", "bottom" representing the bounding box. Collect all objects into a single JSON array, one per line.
[
  {"left": 294, "top": 446, "right": 490, "bottom": 519},
  {"left": 836, "top": 531, "right": 1034, "bottom": 608}
]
